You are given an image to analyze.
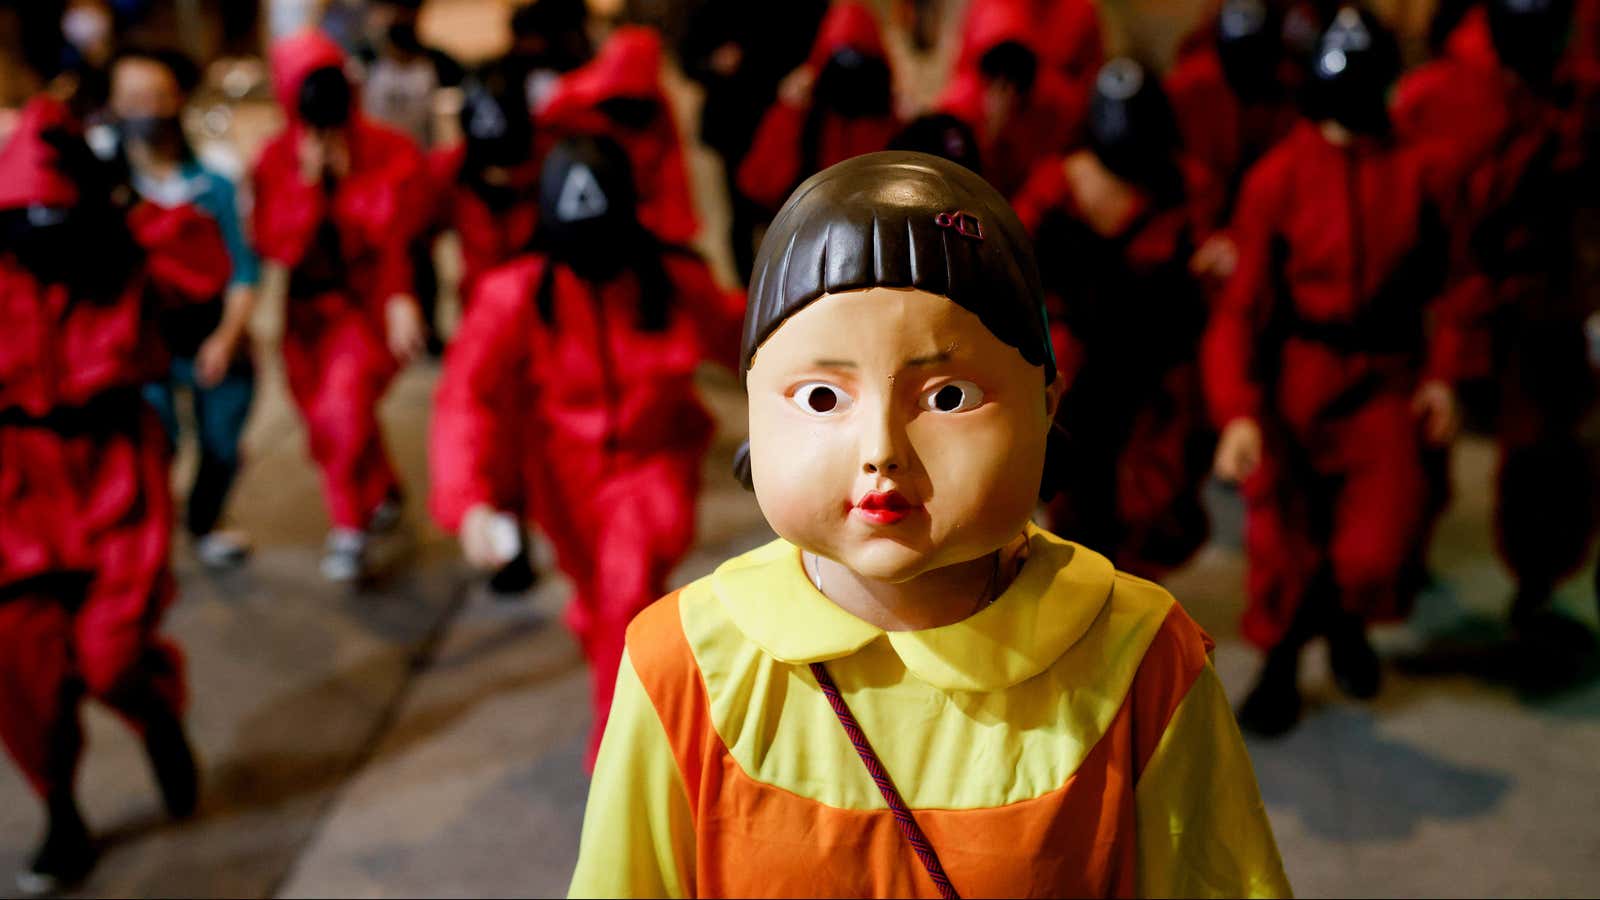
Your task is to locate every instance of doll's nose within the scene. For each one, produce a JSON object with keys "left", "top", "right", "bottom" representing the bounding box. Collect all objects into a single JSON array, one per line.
[{"left": 860, "top": 406, "right": 907, "bottom": 475}]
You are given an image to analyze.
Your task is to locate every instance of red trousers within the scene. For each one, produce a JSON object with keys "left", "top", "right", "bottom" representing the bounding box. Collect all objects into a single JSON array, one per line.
[
  {"left": 0, "top": 407, "right": 185, "bottom": 797},
  {"left": 530, "top": 440, "right": 704, "bottom": 769},
  {"left": 1241, "top": 394, "right": 1429, "bottom": 650},
  {"left": 282, "top": 296, "right": 400, "bottom": 530}
]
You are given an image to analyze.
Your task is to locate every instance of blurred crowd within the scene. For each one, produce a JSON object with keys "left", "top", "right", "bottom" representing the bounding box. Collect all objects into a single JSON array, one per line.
[{"left": 2, "top": 0, "right": 1599, "bottom": 893}]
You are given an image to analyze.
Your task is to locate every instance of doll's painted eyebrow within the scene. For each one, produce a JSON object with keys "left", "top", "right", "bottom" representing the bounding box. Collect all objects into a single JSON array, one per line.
[
  {"left": 812, "top": 358, "right": 858, "bottom": 368},
  {"left": 902, "top": 351, "right": 952, "bottom": 368}
]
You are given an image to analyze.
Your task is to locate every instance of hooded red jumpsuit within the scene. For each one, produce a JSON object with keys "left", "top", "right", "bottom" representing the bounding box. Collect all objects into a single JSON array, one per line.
[
  {"left": 0, "top": 98, "right": 229, "bottom": 798},
  {"left": 1393, "top": 7, "right": 1599, "bottom": 600},
  {"left": 254, "top": 31, "right": 426, "bottom": 531},
  {"left": 937, "top": 0, "right": 1090, "bottom": 197},
  {"left": 430, "top": 252, "right": 744, "bottom": 766},
  {"left": 1014, "top": 155, "right": 1221, "bottom": 577},
  {"left": 425, "top": 145, "right": 541, "bottom": 311},
  {"left": 736, "top": 2, "right": 902, "bottom": 212},
  {"left": 1202, "top": 121, "right": 1476, "bottom": 649},
  {"left": 539, "top": 27, "right": 701, "bottom": 245}
]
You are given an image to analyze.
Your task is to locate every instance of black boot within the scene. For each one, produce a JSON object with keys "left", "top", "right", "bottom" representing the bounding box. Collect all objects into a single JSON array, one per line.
[
  {"left": 143, "top": 708, "right": 199, "bottom": 820},
  {"left": 487, "top": 539, "right": 538, "bottom": 597},
  {"left": 17, "top": 792, "right": 96, "bottom": 897},
  {"left": 1327, "top": 612, "right": 1382, "bottom": 700},
  {"left": 1237, "top": 643, "right": 1303, "bottom": 737}
]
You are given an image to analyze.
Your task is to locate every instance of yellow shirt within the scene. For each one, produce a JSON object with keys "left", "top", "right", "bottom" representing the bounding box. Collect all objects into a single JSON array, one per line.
[{"left": 571, "top": 524, "right": 1290, "bottom": 898}]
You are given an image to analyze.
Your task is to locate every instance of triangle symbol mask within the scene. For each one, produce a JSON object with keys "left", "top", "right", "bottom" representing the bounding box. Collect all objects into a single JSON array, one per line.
[{"left": 556, "top": 162, "right": 609, "bottom": 222}]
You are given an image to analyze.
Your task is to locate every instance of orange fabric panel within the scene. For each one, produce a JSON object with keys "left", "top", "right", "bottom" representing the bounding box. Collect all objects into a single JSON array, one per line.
[{"left": 625, "top": 590, "right": 1211, "bottom": 898}]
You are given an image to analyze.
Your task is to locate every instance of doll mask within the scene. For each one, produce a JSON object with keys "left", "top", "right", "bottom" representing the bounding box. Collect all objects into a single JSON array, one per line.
[{"left": 741, "top": 151, "right": 1063, "bottom": 583}]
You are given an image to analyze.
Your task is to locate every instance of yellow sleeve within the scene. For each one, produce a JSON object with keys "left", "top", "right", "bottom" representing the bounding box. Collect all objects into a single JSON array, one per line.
[
  {"left": 1134, "top": 662, "right": 1293, "bottom": 899},
  {"left": 568, "top": 650, "right": 696, "bottom": 899}
]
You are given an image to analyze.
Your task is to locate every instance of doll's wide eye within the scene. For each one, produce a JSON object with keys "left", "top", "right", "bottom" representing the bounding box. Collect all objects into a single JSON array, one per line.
[
  {"left": 792, "top": 382, "right": 854, "bottom": 416},
  {"left": 920, "top": 381, "right": 984, "bottom": 413}
]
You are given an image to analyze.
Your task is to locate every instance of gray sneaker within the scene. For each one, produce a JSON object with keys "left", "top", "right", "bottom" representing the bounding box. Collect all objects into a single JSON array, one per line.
[
  {"left": 320, "top": 529, "right": 368, "bottom": 582},
  {"left": 194, "top": 530, "right": 251, "bottom": 570}
]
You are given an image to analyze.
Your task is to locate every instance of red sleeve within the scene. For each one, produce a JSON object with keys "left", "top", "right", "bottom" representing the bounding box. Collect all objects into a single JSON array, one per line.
[
  {"left": 1201, "top": 156, "right": 1281, "bottom": 427},
  {"left": 1418, "top": 152, "right": 1496, "bottom": 385},
  {"left": 667, "top": 254, "right": 746, "bottom": 373},
  {"left": 647, "top": 127, "right": 702, "bottom": 245},
  {"left": 1011, "top": 156, "right": 1072, "bottom": 236},
  {"left": 127, "top": 201, "right": 232, "bottom": 305},
  {"left": 429, "top": 260, "right": 540, "bottom": 532},
  {"left": 344, "top": 125, "right": 429, "bottom": 308},
  {"left": 738, "top": 100, "right": 808, "bottom": 210}
]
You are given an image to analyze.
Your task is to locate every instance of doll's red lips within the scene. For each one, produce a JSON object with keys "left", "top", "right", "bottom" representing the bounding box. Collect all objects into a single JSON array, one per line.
[{"left": 854, "top": 491, "right": 919, "bottom": 525}]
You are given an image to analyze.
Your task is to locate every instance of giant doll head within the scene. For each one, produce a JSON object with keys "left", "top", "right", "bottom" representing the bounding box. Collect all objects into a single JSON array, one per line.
[{"left": 738, "top": 151, "right": 1065, "bottom": 583}]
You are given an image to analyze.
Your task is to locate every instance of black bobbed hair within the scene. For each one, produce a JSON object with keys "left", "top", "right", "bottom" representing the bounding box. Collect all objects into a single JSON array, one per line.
[
  {"left": 737, "top": 150, "right": 1064, "bottom": 499},
  {"left": 741, "top": 150, "right": 1053, "bottom": 384}
]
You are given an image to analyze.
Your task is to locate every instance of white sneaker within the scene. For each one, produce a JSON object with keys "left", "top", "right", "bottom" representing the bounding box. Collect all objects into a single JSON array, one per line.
[
  {"left": 194, "top": 530, "right": 251, "bottom": 569},
  {"left": 320, "top": 529, "right": 368, "bottom": 582}
]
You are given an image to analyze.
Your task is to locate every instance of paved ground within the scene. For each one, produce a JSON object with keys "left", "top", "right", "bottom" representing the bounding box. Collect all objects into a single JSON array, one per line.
[{"left": 2, "top": 1, "right": 1599, "bottom": 897}]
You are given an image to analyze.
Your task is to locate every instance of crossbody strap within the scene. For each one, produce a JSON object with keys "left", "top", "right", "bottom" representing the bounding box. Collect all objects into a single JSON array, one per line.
[{"left": 809, "top": 662, "right": 961, "bottom": 900}]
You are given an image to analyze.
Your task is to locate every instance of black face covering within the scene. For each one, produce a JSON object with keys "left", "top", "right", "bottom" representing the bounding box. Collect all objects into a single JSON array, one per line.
[
  {"left": 596, "top": 96, "right": 659, "bottom": 131},
  {"left": 1217, "top": 0, "right": 1282, "bottom": 102},
  {"left": 1302, "top": 6, "right": 1399, "bottom": 135},
  {"left": 461, "top": 82, "right": 533, "bottom": 171},
  {"left": 1087, "top": 59, "right": 1184, "bottom": 201},
  {"left": 1489, "top": 0, "right": 1574, "bottom": 86},
  {"left": 117, "top": 114, "right": 186, "bottom": 156},
  {"left": 386, "top": 20, "right": 424, "bottom": 56},
  {"left": 812, "top": 48, "right": 893, "bottom": 119},
  {"left": 979, "top": 40, "right": 1039, "bottom": 97},
  {"left": 890, "top": 113, "right": 982, "bottom": 174},
  {"left": 1, "top": 206, "right": 77, "bottom": 284},
  {"left": 298, "top": 66, "right": 354, "bottom": 130},
  {"left": 537, "top": 135, "right": 640, "bottom": 280}
]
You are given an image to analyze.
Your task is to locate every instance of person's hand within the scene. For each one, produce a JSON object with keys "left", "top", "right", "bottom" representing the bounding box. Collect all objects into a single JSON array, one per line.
[
  {"left": 1190, "top": 233, "right": 1239, "bottom": 281},
  {"left": 194, "top": 330, "right": 238, "bottom": 387},
  {"left": 1412, "top": 379, "right": 1459, "bottom": 446},
  {"left": 778, "top": 65, "right": 815, "bottom": 106},
  {"left": 298, "top": 130, "right": 350, "bottom": 185},
  {"left": 709, "top": 42, "right": 743, "bottom": 77},
  {"left": 385, "top": 295, "right": 426, "bottom": 364},
  {"left": 1214, "top": 417, "right": 1264, "bottom": 484},
  {"left": 460, "top": 504, "right": 520, "bottom": 569}
]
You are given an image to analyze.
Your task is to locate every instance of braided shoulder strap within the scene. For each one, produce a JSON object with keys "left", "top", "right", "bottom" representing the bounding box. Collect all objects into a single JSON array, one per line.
[{"left": 809, "top": 662, "right": 961, "bottom": 900}]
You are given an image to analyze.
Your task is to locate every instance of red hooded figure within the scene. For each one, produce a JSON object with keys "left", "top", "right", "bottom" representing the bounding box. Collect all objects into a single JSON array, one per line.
[
  {"left": 429, "top": 136, "right": 744, "bottom": 768},
  {"left": 736, "top": 2, "right": 902, "bottom": 211},
  {"left": 1202, "top": 8, "right": 1480, "bottom": 735},
  {"left": 539, "top": 26, "right": 701, "bottom": 245},
  {"left": 0, "top": 96, "right": 199, "bottom": 890},
  {"left": 253, "top": 30, "right": 427, "bottom": 570},
  {"left": 1393, "top": 0, "right": 1599, "bottom": 620},
  {"left": 1014, "top": 60, "right": 1221, "bottom": 578},
  {"left": 937, "top": 0, "right": 1090, "bottom": 197}
]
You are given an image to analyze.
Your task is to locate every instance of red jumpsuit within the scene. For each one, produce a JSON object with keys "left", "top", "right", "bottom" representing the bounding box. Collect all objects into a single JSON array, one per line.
[
  {"left": 736, "top": 2, "right": 902, "bottom": 211},
  {"left": 254, "top": 31, "right": 426, "bottom": 530},
  {"left": 430, "top": 252, "right": 744, "bottom": 766},
  {"left": 0, "top": 98, "right": 228, "bottom": 798},
  {"left": 539, "top": 27, "right": 701, "bottom": 245},
  {"left": 1202, "top": 121, "right": 1475, "bottom": 650},
  {"left": 425, "top": 144, "right": 541, "bottom": 311},
  {"left": 1393, "top": 8, "right": 1599, "bottom": 600},
  {"left": 952, "top": 0, "right": 1104, "bottom": 97},
  {"left": 1014, "top": 155, "right": 1220, "bottom": 577},
  {"left": 936, "top": 0, "right": 1089, "bottom": 197}
]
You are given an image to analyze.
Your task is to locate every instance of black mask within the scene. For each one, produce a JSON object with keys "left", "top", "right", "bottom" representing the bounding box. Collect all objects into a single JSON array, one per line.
[
  {"left": 890, "top": 113, "right": 982, "bottom": 174},
  {"left": 386, "top": 21, "right": 424, "bottom": 56},
  {"left": 1087, "top": 59, "right": 1184, "bottom": 200},
  {"left": 298, "top": 66, "right": 354, "bottom": 129},
  {"left": 1217, "top": 0, "right": 1282, "bottom": 103},
  {"left": 596, "top": 96, "right": 659, "bottom": 131},
  {"left": 1302, "top": 6, "right": 1399, "bottom": 135},
  {"left": 461, "top": 82, "right": 533, "bottom": 171},
  {"left": 537, "top": 135, "right": 640, "bottom": 280},
  {"left": 812, "top": 48, "right": 893, "bottom": 119},
  {"left": 0, "top": 204, "right": 138, "bottom": 296},
  {"left": 1489, "top": 0, "right": 1574, "bottom": 86},
  {"left": 979, "top": 40, "right": 1038, "bottom": 97},
  {"left": 118, "top": 114, "right": 186, "bottom": 156}
]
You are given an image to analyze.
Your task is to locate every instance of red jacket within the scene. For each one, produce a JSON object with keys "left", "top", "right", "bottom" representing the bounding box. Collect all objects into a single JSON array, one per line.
[
  {"left": 938, "top": 0, "right": 1088, "bottom": 196},
  {"left": 1165, "top": 46, "right": 1299, "bottom": 217},
  {"left": 540, "top": 27, "right": 700, "bottom": 244},
  {"left": 253, "top": 29, "right": 426, "bottom": 321},
  {"left": 427, "top": 144, "right": 541, "bottom": 306},
  {"left": 737, "top": 2, "right": 901, "bottom": 210},
  {"left": 0, "top": 98, "right": 218, "bottom": 414},
  {"left": 953, "top": 0, "right": 1103, "bottom": 94},
  {"left": 430, "top": 252, "right": 745, "bottom": 530},
  {"left": 1202, "top": 122, "right": 1476, "bottom": 436}
]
